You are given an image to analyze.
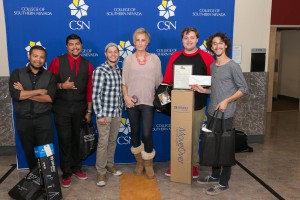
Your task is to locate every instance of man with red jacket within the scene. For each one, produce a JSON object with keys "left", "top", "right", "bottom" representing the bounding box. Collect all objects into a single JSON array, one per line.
[
  {"left": 48, "top": 34, "right": 93, "bottom": 188},
  {"left": 163, "top": 27, "right": 214, "bottom": 178}
]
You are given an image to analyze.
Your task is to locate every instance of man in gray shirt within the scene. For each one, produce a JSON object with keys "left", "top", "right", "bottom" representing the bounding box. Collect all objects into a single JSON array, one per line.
[{"left": 190, "top": 32, "right": 248, "bottom": 195}]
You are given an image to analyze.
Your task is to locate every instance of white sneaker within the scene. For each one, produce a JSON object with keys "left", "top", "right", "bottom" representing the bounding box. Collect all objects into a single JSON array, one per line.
[
  {"left": 111, "top": 170, "right": 122, "bottom": 176},
  {"left": 97, "top": 174, "right": 106, "bottom": 187},
  {"left": 106, "top": 165, "right": 122, "bottom": 176}
]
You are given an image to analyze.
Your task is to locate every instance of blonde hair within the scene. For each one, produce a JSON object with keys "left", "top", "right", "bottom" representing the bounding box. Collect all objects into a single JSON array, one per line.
[{"left": 132, "top": 28, "right": 151, "bottom": 43}]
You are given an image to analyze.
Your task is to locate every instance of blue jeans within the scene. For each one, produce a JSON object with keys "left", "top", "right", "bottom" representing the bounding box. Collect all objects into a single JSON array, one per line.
[{"left": 126, "top": 105, "right": 154, "bottom": 153}]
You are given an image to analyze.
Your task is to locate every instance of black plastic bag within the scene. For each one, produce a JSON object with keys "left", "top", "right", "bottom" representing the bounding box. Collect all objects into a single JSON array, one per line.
[
  {"left": 80, "top": 120, "right": 98, "bottom": 160},
  {"left": 8, "top": 167, "right": 42, "bottom": 200}
]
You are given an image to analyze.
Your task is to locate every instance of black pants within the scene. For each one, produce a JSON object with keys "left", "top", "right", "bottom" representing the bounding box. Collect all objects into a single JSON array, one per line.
[
  {"left": 127, "top": 105, "right": 154, "bottom": 153},
  {"left": 207, "top": 114, "right": 233, "bottom": 187},
  {"left": 54, "top": 108, "right": 85, "bottom": 178},
  {"left": 16, "top": 114, "right": 54, "bottom": 170}
]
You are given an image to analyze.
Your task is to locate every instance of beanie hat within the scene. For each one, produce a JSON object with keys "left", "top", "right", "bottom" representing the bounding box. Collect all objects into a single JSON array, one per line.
[{"left": 105, "top": 42, "right": 118, "bottom": 52}]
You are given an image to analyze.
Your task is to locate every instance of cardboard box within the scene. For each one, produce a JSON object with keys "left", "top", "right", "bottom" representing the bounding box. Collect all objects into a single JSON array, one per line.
[
  {"left": 34, "top": 144, "right": 63, "bottom": 200},
  {"left": 170, "top": 90, "right": 194, "bottom": 184},
  {"left": 189, "top": 75, "right": 211, "bottom": 86}
]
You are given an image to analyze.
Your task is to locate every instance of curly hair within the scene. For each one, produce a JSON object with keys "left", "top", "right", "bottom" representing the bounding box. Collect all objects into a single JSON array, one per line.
[{"left": 206, "top": 32, "right": 230, "bottom": 55}]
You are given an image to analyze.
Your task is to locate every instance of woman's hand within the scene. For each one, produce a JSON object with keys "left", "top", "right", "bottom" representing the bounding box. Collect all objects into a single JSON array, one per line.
[{"left": 124, "top": 96, "right": 135, "bottom": 108}]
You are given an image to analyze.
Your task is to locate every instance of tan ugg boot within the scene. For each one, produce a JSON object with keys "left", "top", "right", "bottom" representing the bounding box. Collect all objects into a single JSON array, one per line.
[
  {"left": 130, "top": 143, "right": 144, "bottom": 176},
  {"left": 141, "top": 149, "right": 156, "bottom": 179}
]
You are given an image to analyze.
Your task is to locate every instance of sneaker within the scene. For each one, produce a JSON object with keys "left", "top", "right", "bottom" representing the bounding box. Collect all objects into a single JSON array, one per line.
[
  {"left": 73, "top": 169, "right": 88, "bottom": 180},
  {"left": 206, "top": 184, "right": 229, "bottom": 195},
  {"left": 106, "top": 165, "right": 122, "bottom": 176},
  {"left": 165, "top": 167, "right": 198, "bottom": 178},
  {"left": 164, "top": 168, "right": 171, "bottom": 177},
  {"left": 192, "top": 166, "right": 199, "bottom": 179},
  {"left": 97, "top": 174, "right": 106, "bottom": 187},
  {"left": 61, "top": 176, "right": 71, "bottom": 188},
  {"left": 197, "top": 176, "right": 219, "bottom": 184}
]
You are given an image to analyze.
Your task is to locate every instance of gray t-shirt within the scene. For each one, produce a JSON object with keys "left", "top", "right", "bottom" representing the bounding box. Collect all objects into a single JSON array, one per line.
[{"left": 208, "top": 60, "right": 248, "bottom": 119}]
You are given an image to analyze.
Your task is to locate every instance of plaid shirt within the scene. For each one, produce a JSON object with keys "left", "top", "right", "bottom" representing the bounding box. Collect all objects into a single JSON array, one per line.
[{"left": 92, "top": 61, "right": 123, "bottom": 118}]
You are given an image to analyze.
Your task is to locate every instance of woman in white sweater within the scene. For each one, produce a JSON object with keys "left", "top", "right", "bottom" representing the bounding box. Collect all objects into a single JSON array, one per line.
[{"left": 122, "top": 27, "right": 162, "bottom": 179}]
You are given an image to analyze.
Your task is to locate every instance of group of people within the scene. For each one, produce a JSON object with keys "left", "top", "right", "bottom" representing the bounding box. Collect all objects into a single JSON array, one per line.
[{"left": 9, "top": 26, "right": 248, "bottom": 196}]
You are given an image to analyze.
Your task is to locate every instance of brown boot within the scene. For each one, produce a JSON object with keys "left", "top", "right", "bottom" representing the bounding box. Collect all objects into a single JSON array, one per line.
[
  {"left": 130, "top": 144, "right": 144, "bottom": 176},
  {"left": 141, "top": 149, "right": 156, "bottom": 179}
]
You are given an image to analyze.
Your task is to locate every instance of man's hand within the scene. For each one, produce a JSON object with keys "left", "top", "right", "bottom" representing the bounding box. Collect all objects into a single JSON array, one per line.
[
  {"left": 189, "top": 84, "right": 210, "bottom": 94},
  {"left": 85, "top": 113, "right": 91, "bottom": 123},
  {"left": 38, "top": 89, "right": 48, "bottom": 95},
  {"left": 97, "top": 117, "right": 107, "bottom": 125},
  {"left": 216, "top": 99, "right": 229, "bottom": 112},
  {"left": 13, "top": 82, "right": 24, "bottom": 91},
  {"left": 63, "top": 77, "right": 77, "bottom": 89}
]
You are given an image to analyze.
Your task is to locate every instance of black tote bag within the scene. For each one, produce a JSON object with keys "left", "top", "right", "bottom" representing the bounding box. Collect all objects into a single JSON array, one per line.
[
  {"left": 200, "top": 111, "right": 235, "bottom": 166},
  {"left": 80, "top": 120, "right": 98, "bottom": 160},
  {"left": 8, "top": 167, "right": 42, "bottom": 200},
  {"left": 200, "top": 126, "right": 218, "bottom": 166}
]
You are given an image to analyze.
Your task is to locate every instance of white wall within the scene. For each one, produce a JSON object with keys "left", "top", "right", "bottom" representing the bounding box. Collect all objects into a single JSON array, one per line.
[
  {"left": 278, "top": 30, "right": 300, "bottom": 98},
  {"left": 0, "top": 0, "right": 9, "bottom": 76},
  {"left": 233, "top": 0, "right": 272, "bottom": 72},
  {"left": 0, "top": 0, "right": 273, "bottom": 75}
]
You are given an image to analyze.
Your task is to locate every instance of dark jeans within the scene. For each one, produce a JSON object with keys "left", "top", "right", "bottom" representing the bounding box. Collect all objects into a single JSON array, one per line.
[
  {"left": 207, "top": 114, "right": 233, "bottom": 187},
  {"left": 54, "top": 108, "right": 85, "bottom": 178},
  {"left": 126, "top": 104, "right": 154, "bottom": 153},
  {"left": 16, "top": 113, "right": 54, "bottom": 170}
]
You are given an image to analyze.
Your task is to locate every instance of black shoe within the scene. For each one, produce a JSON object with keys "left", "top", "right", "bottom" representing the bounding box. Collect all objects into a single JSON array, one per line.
[
  {"left": 206, "top": 184, "right": 229, "bottom": 195},
  {"left": 197, "top": 176, "right": 219, "bottom": 184}
]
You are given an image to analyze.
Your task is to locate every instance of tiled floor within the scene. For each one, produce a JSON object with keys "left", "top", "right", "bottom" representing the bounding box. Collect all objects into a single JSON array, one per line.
[{"left": 1, "top": 111, "right": 299, "bottom": 199}]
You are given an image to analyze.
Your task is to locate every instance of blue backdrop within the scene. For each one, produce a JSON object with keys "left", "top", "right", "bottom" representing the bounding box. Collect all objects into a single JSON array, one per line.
[{"left": 3, "top": 0, "right": 235, "bottom": 168}]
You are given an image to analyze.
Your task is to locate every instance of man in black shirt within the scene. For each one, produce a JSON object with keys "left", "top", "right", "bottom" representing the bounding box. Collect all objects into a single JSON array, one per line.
[{"left": 9, "top": 45, "right": 56, "bottom": 170}]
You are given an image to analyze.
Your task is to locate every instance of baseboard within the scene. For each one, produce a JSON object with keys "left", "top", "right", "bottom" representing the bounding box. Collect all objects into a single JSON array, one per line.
[
  {"left": 0, "top": 146, "right": 16, "bottom": 156},
  {"left": 248, "top": 135, "right": 264, "bottom": 144},
  {"left": 276, "top": 95, "right": 299, "bottom": 102}
]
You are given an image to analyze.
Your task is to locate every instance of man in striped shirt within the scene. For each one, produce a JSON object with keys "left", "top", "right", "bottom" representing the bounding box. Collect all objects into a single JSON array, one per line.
[{"left": 92, "top": 43, "right": 123, "bottom": 187}]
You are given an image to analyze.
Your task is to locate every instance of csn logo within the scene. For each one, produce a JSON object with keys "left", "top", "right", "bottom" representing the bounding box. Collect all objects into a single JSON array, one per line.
[
  {"left": 25, "top": 41, "right": 47, "bottom": 69},
  {"left": 117, "top": 118, "right": 131, "bottom": 145},
  {"left": 68, "top": 0, "right": 91, "bottom": 30},
  {"left": 118, "top": 40, "right": 135, "bottom": 60},
  {"left": 157, "top": 0, "right": 177, "bottom": 30}
]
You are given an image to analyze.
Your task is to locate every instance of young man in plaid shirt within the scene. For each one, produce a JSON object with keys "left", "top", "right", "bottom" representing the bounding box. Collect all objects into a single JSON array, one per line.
[{"left": 92, "top": 43, "right": 123, "bottom": 187}]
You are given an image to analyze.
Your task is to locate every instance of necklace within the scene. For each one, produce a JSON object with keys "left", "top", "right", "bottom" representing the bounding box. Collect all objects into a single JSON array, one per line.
[{"left": 136, "top": 53, "right": 147, "bottom": 65}]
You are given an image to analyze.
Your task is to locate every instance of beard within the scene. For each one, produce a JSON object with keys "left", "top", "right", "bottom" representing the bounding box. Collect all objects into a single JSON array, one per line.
[
  {"left": 71, "top": 49, "right": 82, "bottom": 57},
  {"left": 30, "top": 63, "right": 44, "bottom": 70}
]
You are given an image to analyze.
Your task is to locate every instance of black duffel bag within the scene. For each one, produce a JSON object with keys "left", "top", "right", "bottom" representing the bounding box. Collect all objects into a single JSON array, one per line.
[{"left": 235, "top": 130, "right": 253, "bottom": 153}]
